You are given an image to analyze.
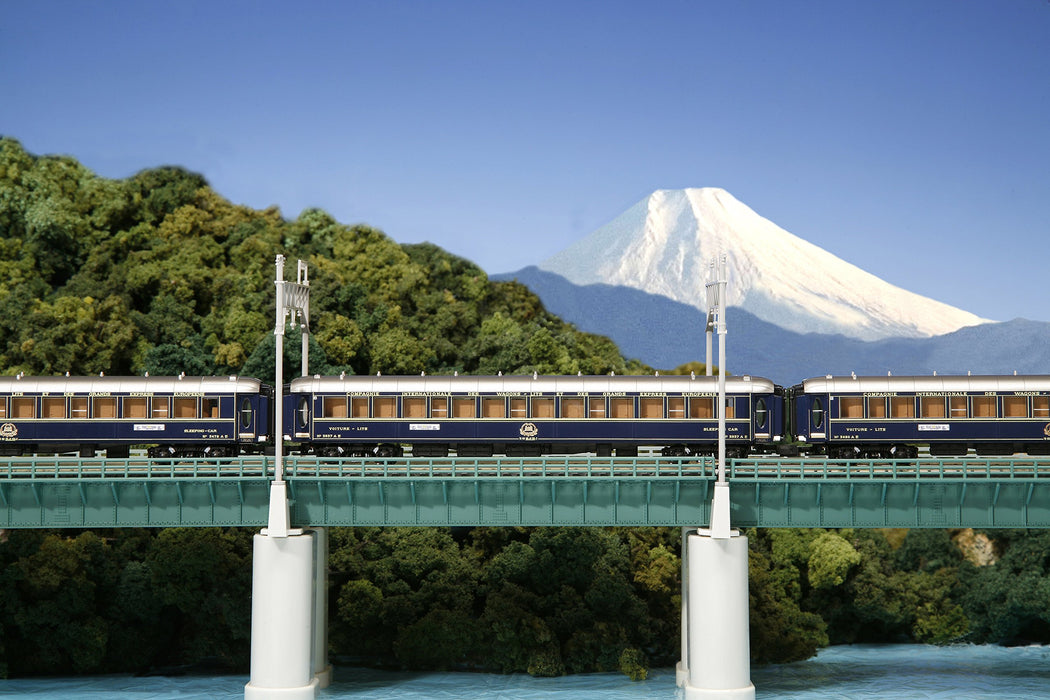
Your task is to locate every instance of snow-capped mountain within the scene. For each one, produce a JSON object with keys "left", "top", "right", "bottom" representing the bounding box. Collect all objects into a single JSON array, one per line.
[
  {"left": 494, "top": 267, "right": 1049, "bottom": 382},
  {"left": 538, "top": 188, "right": 990, "bottom": 341}
]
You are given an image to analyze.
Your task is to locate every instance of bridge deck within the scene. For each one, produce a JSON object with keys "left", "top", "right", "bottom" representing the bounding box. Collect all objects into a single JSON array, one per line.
[{"left": 2, "top": 455, "right": 1049, "bottom": 529}]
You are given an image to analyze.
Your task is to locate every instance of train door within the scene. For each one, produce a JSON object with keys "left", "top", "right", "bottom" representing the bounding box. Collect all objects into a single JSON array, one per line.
[
  {"left": 238, "top": 395, "right": 257, "bottom": 440},
  {"left": 808, "top": 395, "right": 827, "bottom": 439},
  {"left": 754, "top": 396, "right": 770, "bottom": 440},
  {"left": 238, "top": 389, "right": 274, "bottom": 449}
]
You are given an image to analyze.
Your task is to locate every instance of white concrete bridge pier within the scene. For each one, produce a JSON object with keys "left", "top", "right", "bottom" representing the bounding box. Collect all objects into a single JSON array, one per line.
[
  {"left": 244, "top": 524, "right": 320, "bottom": 700},
  {"left": 678, "top": 526, "right": 755, "bottom": 700}
]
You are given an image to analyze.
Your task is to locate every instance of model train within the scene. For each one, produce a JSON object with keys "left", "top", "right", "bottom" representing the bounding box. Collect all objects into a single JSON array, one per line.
[
  {"left": 0, "top": 374, "right": 272, "bottom": 458},
  {"left": 2, "top": 372, "right": 1050, "bottom": 459}
]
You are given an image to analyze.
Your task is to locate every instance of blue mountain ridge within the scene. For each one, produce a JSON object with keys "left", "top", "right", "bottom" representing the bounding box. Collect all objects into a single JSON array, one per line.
[{"left": 495, "top": 267, "right": 1050, "bottom": 385}]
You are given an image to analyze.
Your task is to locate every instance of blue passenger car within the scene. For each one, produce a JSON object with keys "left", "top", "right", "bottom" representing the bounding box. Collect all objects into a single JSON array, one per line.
[
  {"left": 0, "top": 375, "right": 272, "bottom": 457},
  {"left": 792, "top": 375, "right": 1050, "bottom": 458},
  {"left": 286, "top": 374, "right": 785, "bottom": 458}
]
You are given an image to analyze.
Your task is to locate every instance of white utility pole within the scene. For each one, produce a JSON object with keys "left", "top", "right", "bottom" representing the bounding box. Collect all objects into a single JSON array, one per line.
[
  {"left": 246, "top": 254, "right": 319, "bottom": 700},
  {"left": 270, "top": 254, "right": 310, "bottom": 537},
  {"left": 678, "top": 254, "right": 754, "bottom": 700},
  {"left": 706, "top": 255, "right": 730, "bottom": 539}
]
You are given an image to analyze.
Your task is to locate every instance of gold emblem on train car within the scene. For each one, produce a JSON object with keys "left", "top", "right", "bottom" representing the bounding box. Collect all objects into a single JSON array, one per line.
[
  {"left": 519, "top": 422, "right": 539, "bottom": 439},
  {"left": 1044, "top": 423, "right": 1050, "bottom": 438},
  {"left": 0, "top": 423, "right": 17, "bottom": 439}
]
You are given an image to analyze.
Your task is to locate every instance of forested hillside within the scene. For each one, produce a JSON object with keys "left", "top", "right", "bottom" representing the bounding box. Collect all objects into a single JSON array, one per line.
[
  {"left": 1, "top": 139, "right": 1049, "bottom": 681},
  {"left": 0, "top": 137, "right": 640, "bottom": 380}
]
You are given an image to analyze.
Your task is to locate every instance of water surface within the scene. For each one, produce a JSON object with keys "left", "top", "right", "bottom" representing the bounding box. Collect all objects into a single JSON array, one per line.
[{"left": 2, "top": 644, "right": 1049, "bottom": 699}]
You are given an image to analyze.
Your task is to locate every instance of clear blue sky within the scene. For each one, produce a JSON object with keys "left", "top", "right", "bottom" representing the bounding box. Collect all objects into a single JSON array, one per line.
[{"left": 3, "top": 0, "right": 1048, "bottom": 322}]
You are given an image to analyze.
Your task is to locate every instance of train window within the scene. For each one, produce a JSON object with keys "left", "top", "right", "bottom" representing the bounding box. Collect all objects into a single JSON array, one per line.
[
  {"left": 323, "top": 397, "right": 348, "bottom": 418},
  {"left": 890, "top": 397, "right": 915, "bottom": 418},
  {"left": 452, "top": 397, "right": 476, "bottom": 418},
  {"left": 296, "top": 396, "right": 310, "bottom": 430},
  {"left": 920, "top": 396, "right": 946, "bottom": 419},
  {"left": 561, "top": 397, "right": 585, "bottom": 419},
  {"left": 668, "top": 397, "right": 685, "bottom": 419},
  {"left": 725, "top": 398, "right": 736, "bottom": 419},
  {"left": 1004, "top": 396, "right": 1028, "bottom": 418},
  {"left": 431, "top": 397, "right": 449, "bottom": 419},
  {"left": 689, "top": 398, "right": 714, "bottom": 419},
  {"left": 640, "top": 397, "right": 663, "bottom": 419},
  {"left": 755, "top": 398, "right": 768, "bottom": 430},
  {"left": 0, "top": 398, "right": 6, "bottom": 418},
  {"left": 240, "top": 398, "right": 253, "bottom": 430},
  {"left": 42, "top": 397, "right": 66, "bottom": 419},
  {"left": 839, "top": 397, "right": 863, "bottom": 419},
  {"left": 950, "top": 396, "right": 967, "bottom": 418},
  {"left": 202, "top": 398, "right": 219, "bottom": 419},
  {"left": 72, "top": 397, "right": 89, "bottom": 419},
  {"left": 482, "top": 397, "right": 506, "bottom": 418},
  {"left": 374, "top": 397, "right": 396, "bottom": 418},
  {"left": 510, "top": 398, "right": 527, "bottom": 418},
  {"left": 811, "top": 398, "right": 824, "bottom": 429},
  {"left": 531, "top": 398, "right": 555, "bottom": 419},
  {"left": 93, "top": 397, "right": 117, "bottom": 419},
  {"left": 174, "top": 398, "right": 197, "bottom": 418},
  {"left": 588, "top": 397, "right": 606, "bottom": 418},
  {"left": 1034, "top": 397, "right": 1050, "bottom": 418},
  {"left": 610, "top": 398, "right": 634, "bottom": 419},
  {"left": 972, "top": 396, "right": 997, "bottom": 418},
  {"left": 403, "top": 397, "right": 427, "bottom": 418},
  {"left": 151, "top": 397, "right": 169, "bottom": 418},
  {"left": 12, "top": 397, "right": 35, "bottom": 418},
  {"left": 123, "top": 397, "right": 148, "bottom": 419},
  {"left": 866, "top": 397, "right": 887, "bottom": 418},
  {"left": 351, "top": 397, "right": 369, "bottom": 418}
]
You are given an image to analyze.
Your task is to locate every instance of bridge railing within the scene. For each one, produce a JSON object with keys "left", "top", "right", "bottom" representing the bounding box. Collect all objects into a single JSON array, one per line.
[
  {"left": 733, "top": 457, "right": 1050, "bottom": 479},
  {"left": 1, "top": 454, "right": 1049, "bottom": 481},
  {"left": 0, "top": 455, "right": 269, "bottom": 479}
]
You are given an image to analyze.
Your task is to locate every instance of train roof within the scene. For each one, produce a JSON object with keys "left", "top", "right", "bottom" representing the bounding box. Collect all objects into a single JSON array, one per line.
[
  {"left": 799, "top": 375, "right": 1050, "bottom": 394},
  {"left": 0, "top": 375, "right": 264, "bottom": 395},
  {"left": 289, "top": 374, "right": 779, "bottom": 395}
]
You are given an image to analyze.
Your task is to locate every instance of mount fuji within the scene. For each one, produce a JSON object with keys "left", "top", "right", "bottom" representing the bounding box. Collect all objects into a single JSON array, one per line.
[
  {"left": 538, "top": 188, "right": 989, "bottom": 341},
  {"left": 495, "top": 189, "right": 1050, "bottom": 382}
]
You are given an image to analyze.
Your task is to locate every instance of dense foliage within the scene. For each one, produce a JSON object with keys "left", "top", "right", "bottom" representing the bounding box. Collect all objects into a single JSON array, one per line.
[
  {"left": 0, "top": 137, "right": 642, "bottom": 380},
  {"left": 2, "top": 139, "right": 1049, "bottom": 681},
  {"left": 2, "top": 526, "right": 1049, "bottom": 680}
]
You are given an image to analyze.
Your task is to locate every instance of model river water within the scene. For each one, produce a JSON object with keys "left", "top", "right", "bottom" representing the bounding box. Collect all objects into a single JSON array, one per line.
[{"left": 1, "top": 644, "right": 1049, "bottom": 699}]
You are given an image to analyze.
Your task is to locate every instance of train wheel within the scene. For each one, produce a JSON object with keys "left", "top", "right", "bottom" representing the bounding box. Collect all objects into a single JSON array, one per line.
[
  {"left": 374, "top": 444, "right": 404, "bottom": 458},
  {"left": 661, "top": 445, "right": 687, "bottom": 458}
]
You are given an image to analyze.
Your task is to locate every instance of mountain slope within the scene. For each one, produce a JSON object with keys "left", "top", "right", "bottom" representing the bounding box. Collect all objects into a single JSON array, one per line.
[
  {"left": 497, "top": 267, "right": 1050, "bottom": 384},
  {"left": 538, "top": 188, "right": 990, "bottom": 341}
]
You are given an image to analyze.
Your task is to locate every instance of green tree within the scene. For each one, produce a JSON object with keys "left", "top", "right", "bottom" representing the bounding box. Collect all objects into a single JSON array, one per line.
[
  {"left": 145, "top": 528, "right": 253, "bottom": 666},
  {"left": 1, "top": 532, "right": 117, "bottom": 674}
]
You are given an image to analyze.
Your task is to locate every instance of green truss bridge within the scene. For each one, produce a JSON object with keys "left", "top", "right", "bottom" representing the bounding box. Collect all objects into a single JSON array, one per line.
[{"left": 3, "top": 454, "right": 1050, "bottom": 530}]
